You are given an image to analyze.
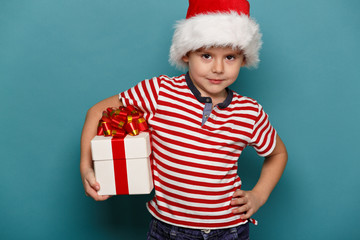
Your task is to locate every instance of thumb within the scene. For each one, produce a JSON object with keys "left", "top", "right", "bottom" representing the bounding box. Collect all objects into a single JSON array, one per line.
[{"left": 86, "top": 173, "right": 100, "bottom": 191}]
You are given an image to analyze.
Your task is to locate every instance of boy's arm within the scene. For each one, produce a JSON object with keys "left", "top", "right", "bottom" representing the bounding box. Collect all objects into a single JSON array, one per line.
[
  {"left": 80, "top": 94, "right": 123, "bottom": 201},
  {"left": 231, "top": 134, "right": 288, "bottom": 219}
]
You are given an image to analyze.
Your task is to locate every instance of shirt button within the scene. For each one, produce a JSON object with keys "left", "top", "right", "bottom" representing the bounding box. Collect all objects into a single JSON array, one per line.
[
  {"left": 205, "top": 115, "right": 209, "bottom": 118},
  {"left": 206, "top": 98, "right": 210, "bottom": 103}
]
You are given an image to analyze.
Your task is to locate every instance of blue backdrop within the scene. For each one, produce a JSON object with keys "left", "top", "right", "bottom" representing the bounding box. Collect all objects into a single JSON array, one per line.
[{"left": 1, "top": 0, "right": 359, "bottom": 239}]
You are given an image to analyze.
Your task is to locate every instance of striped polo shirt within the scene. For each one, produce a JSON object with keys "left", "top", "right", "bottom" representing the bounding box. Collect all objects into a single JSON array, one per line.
[{"left": 119, "top": 73, "right": 277, "bottom": 229}]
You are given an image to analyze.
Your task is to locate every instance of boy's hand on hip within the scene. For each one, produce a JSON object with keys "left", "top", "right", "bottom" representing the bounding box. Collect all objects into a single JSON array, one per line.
[
  {"left": 81, "top": 167, "right": 111, "bottom": 201},
  {"left": 230, "top": 189, "right": 265, "bottom": 220}
]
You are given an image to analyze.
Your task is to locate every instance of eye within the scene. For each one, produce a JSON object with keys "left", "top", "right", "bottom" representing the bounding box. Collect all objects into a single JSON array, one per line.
[
  {"left": 226, "top": 55, "right": 236, "bottom": 61},
  {"left": 202, "top": 54, "right": 212, "bottom": 60}
]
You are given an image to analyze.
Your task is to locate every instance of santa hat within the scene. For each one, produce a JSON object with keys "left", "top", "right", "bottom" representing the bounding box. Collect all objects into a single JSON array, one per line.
[{"left": 169, "top": 0, "right": 262, "bottom": 69}]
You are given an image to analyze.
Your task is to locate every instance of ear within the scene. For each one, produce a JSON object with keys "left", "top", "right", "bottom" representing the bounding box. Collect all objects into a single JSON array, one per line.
[
  {"left": 241, "top": 55, "right": 247, "bottom": 67},
  {"left": 241, "top": 60, "right": 246, "bottom": 67},
  {"left": 182, "top": 54, "right": 189, "bottom": 63}
]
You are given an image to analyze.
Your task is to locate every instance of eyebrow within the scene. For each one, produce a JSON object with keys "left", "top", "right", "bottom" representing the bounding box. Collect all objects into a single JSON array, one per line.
[{"left": 195, "top": 48, "right": 242, "bottom": 55}]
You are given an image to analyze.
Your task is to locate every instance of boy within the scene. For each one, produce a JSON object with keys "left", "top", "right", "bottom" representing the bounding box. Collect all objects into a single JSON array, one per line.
[{"left": 80, "top": 0, "right": 287, "bottom": 239}]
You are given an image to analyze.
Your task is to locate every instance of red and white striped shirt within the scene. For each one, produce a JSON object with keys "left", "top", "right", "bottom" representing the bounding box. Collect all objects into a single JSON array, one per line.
[{"left": 119, "top": 73, "right": 277, "bottom": 229}]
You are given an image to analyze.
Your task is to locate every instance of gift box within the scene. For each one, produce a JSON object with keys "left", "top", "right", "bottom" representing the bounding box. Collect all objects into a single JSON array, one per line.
[{"left": 91, "top": 131, "right": 153, "bottom": 195}]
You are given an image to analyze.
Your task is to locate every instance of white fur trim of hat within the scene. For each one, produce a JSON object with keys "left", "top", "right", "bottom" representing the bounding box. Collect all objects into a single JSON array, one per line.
[{"left": 169, "top": 0, "right": 262, "bottom": 70}]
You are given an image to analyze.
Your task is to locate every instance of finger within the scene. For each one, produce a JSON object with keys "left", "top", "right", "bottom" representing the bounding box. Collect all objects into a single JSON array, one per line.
[
  {"left": 240, "top": 209, "right": 254, "bottom": 220},
  {"left": 86, "top": 189, "right": 99, "bottom": 200},
  {"left": 84, "top": 178, "right": 101, "bottom": 199},
  {"left": 230, "top": 196, "right": 247, "bottom": 206},
  {"left": 85, "top": 181, "right": 113, "bottom": 201},
  {"left": 86, "top": 186, "right": 111, "bottom": 201},
  {"left": 232, "top": 204, "right": 250, "bottom": 214},
  {"left": 87, "top": 177, "right": 100, "bottom": 191},
  {"left": 232, "top": 189, "right": 246, "bottom": 198},
  {"left": 95, "top": 194, "right": 112, "bottom": 201},
  {"left": 85, "top": 183, "right": 100, "bottom": 200}
]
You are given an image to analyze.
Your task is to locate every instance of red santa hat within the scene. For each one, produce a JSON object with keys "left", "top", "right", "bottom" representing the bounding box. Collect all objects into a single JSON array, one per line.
[{"left": 169, "top": 0, "right": 262, "bottom": 69}]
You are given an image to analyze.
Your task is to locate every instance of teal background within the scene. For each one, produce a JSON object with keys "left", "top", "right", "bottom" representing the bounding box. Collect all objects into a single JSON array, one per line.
[{"left": 1, "top": 0, "right": 359, "bottom": 239}]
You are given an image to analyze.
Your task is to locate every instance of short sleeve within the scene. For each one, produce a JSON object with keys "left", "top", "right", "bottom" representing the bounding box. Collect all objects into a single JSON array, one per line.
[
  {"left": 249, "top": 104, "right": 277, "bottom": 157},
  {"left": 119, "top": 77, "right": 161, "bottom": 122}
]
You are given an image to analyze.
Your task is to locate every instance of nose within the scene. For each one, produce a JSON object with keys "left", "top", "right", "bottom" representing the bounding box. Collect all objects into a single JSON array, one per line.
[{"left": 212, "top": 58, "right": 224, "bottom": 73}]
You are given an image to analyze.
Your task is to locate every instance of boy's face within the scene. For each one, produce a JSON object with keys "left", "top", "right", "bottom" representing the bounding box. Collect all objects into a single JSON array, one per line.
[{"left": 182, "top": 46, "right": 245, "bottom": 102}]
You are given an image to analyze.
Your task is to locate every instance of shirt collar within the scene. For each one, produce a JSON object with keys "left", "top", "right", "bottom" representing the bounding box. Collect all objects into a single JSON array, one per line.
[{"left": 185, "top": 72, "right": 233, "bottom": 109}]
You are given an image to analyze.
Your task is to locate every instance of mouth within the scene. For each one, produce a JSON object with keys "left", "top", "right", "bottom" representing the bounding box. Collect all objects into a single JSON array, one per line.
[{"left": 208, "top": 79, "right": 224, "bottom": 84}]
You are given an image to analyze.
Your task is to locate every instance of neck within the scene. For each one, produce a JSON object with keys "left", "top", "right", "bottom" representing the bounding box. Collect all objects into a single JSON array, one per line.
[{"left": 209, "top": 91, "right": 227, "bottom": 107}]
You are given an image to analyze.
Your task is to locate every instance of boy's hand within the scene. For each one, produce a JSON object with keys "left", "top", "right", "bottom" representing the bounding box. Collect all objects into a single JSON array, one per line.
[
  {"left": 230, "top": 189, "right": 265, "bottom": 220},
  {"left": 81, "top": 167, "right": 111, "bottom": 201}
]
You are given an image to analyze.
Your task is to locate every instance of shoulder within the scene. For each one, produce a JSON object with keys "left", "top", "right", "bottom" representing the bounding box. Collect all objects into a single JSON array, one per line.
[
  {"left": 231, "top": 91, "right": 261, "bottom": 109},
  {"left": 156, "top": 74, "right": 186, "bottom": 83},
  {"left": 138, "top": 74, "right": 185, "bottom": 89},
  {"left": 151, "top": 74, "right": 187, "bottom": 89}
]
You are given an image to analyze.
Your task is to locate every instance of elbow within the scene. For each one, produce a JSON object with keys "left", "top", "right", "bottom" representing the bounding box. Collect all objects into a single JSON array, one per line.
[{"left": 283, "top": 144, "right": 289, "bottom": 163}]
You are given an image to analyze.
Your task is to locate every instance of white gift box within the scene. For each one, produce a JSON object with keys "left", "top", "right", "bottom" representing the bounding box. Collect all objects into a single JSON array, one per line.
[{"left": 91, "top": 131, "right": 153, "bottom": 195}]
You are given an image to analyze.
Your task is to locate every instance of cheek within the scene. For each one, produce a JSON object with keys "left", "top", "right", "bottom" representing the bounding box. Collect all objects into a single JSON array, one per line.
[
  {"left": 227, "top": 70, "right": 241, "bottom": 83},
  {"left": 189, "top": 63, "right": 207, "bottom": 76},
  {"left": 226, "top": 66, "right": 239, "bottom": 75},
  {"left": 229, "top": 63, "right": 242, "bottom": 76}
]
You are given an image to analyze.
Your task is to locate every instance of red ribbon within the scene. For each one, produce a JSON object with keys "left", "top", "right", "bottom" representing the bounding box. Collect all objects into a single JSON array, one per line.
[
  {"left": 111, "top": 138, "right": 128, "bottom": 194},
  {"left": 97, "top": 105, "right": 149, "bottom": 194}
]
